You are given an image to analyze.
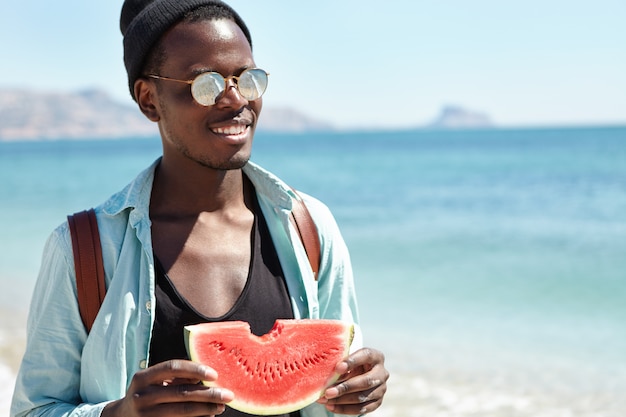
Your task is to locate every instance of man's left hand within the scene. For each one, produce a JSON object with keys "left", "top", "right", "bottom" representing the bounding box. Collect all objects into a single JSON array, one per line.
[{"left": 318, "top": 348, "right": 389, "bottom": 415}]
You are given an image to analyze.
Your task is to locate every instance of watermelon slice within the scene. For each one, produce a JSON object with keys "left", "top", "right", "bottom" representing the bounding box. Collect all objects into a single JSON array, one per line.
[{"left": 184, "top": 319, "right": 354, "bottom": 415}]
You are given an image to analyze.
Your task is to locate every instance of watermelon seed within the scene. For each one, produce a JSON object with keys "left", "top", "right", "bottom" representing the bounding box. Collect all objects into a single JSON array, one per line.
[{"left": 210, "top": 341, "right": 226, "bottom": 352}]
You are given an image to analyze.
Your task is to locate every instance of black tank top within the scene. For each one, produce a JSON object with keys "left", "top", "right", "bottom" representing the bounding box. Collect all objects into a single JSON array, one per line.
[{"left": 149, "top": 194, "right": 299, "bottom": 417}]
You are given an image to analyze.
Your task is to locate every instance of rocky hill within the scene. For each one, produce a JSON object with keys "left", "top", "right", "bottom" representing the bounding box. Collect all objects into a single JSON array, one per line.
[
  {"left": 257, "top": 107, "right": 333, "bottom": 133},
  {"left": 0, "top": 89, "right": 153, "bottom": 140},
  {"left": 0, "top": 89, "right": 332, "bottom": 141}
]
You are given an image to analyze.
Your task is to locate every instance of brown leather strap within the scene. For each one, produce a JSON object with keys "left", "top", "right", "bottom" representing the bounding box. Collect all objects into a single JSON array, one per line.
[
  {"left": 67, "top": 209, "right": 106, "bottom": 333},
  {"left": 290, "top": 190, "right": 321, "bottom": 280}
]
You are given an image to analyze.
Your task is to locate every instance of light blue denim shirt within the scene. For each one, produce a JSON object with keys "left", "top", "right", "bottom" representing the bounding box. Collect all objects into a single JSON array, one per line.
[{"left": 11, "top": 159, "right": 361, "bottom": 417}]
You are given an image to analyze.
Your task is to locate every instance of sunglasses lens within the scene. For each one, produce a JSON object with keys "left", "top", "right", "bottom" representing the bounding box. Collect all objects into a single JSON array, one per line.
[
  {"left": 191, "top": 73, "right": 225, "bottom": 106},
  {"left": 238, "top": 69, "right": 268, "bottom": 101},
  {"left": 189, "top": 69, "right": 268, "bottom": 106}
]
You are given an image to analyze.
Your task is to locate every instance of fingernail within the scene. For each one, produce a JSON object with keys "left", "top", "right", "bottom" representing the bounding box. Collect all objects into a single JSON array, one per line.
[
  {"left": 220, "top": 389, "right": 235, "bottom": 402},
  {"left": 325, "top": 387, "right": 339, "bottom": 399},
  {"left": 335, "top": 361, "right": 349, "bottom": 373},
  {"left": 201, "top": 366, "right": 217, "bottom": 380}
]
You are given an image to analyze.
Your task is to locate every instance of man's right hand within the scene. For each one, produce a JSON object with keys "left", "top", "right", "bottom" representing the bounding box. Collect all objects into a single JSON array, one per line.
[{"left": 102, "top": 359, "right": 234, "bottom": 417}]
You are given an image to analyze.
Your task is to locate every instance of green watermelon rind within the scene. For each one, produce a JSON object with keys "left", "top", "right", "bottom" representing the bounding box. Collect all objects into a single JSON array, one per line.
[{"left": 184, "top": 319, "right": 355, "bottom": 415}]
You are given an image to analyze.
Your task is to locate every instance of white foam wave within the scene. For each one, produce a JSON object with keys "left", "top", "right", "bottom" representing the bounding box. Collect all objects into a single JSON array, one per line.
[
  {"left": 0, "top": 363, "right": 16, "bottom": 417},
  {"left": 368, "top": 370, "right": 626, "bottom": 417}
]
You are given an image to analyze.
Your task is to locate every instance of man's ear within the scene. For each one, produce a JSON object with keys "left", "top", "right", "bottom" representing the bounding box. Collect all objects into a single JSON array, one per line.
[{"left": 134, "top": 78, "right": 160, "bottom": 122}]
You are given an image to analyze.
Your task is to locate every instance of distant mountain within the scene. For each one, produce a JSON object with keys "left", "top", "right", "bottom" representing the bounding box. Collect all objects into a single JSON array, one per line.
[
  {"left": 0, "top": 89, "right": 333, "bottom": 141},
  {"left": 256, "top": 107, "right": 333, "bottom": 133},
  {"left": 428, "top": 105, "right": 493, "bottom": 128},
  {"left": 0, "top": 89, "right": 154, "bottom": 141}
]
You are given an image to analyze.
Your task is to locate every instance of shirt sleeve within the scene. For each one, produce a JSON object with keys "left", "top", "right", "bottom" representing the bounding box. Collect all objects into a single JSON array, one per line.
[
  {"left": 11, "top": 226, "right": 108, "bottom": 417},
  {"left": 298, "top": 205, "right": 359, "bottom": 417},
  {"left": 300, "top": 193, "right": 363, "bottom": 351}
]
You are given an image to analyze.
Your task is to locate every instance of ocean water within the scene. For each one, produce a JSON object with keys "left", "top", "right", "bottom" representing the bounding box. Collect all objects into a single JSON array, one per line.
[{"left": 1, "top": 126, "right": 625, "bottom": 416}]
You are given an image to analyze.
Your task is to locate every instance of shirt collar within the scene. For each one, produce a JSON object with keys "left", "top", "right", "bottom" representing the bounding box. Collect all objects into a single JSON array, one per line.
[{"left": 100, "top": 158, "right": 296, "bottom": 218}]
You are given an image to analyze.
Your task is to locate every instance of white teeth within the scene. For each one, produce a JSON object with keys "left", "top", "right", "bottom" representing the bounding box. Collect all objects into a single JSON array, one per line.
[{"left": 212, "top": 125, "right": 247, "bottom": 135}]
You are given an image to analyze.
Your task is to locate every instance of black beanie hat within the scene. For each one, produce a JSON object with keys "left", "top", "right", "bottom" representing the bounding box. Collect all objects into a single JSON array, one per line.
[{"left": 120, "top": 0, "right": 252, "bottom": 101}]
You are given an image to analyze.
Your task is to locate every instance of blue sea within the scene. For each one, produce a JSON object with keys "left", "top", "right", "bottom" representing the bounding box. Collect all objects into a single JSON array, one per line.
[{"left": 1, "top": 126, "right": 625, "bottom": 416}]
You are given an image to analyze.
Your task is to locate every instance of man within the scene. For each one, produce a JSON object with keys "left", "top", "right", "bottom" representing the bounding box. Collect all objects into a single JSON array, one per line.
[{"left": 11, "top": 1, "right": 389, "bottom": 416}]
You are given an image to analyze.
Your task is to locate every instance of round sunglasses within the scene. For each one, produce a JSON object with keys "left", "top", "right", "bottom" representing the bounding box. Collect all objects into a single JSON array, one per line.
[{"left": 147, "top": 68, "right": 269, "bottom": 106}]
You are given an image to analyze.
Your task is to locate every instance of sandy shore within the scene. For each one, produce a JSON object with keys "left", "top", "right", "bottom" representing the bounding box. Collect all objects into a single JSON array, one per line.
[
  {"left": 371, "top": 368, "right": 626, "bottom": 417},
  {"left": 1, "top": 364, "right": 16, "bottom": 416},
  {"left": 0, "top": 309, "right": 26, "bottom": 416}
]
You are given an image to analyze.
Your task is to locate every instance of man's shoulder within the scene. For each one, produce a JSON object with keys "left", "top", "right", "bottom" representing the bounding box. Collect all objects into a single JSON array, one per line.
[
  {"left": 66, "top": 160, "right": 158, "bottom": 250},
  {"left": 99, "top": 159, "right": 158, "bottom": 217}
]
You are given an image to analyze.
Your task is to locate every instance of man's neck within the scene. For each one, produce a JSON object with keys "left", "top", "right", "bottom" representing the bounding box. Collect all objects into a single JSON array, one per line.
[{"left": 149, "top": 158, "right": 251, "bottom": 219}]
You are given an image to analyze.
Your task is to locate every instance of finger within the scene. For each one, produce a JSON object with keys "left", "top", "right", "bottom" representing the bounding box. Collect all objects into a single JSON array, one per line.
[
  {"left": 324, "top": 397, "right": 383, "bottom": 416},
  {"left": 130, "top": 383, "right": 234, "bottom": 410},
  {"left": 134, "top": 360, "right": 218, "bottom": 387},
  {"left": 322, "top": 383, "right": 386, "bottom": 406},
  {"left": 324, "top": 371, "right": 384, "bottom": 400},
  {"left": 338, "top": 348, "right": 385, "bottom": 375},
  {"left": 141, "top": 399, "right": 228, "bottom": 417},
  {"left": 321, "top": 384, "right": 387, "bottom": 416}
]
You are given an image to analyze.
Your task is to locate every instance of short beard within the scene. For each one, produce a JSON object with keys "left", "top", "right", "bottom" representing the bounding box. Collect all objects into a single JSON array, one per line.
[
  {"left": 191, "top": 149, "right": 250, "bottom": 171},
  {"left": 158, "top": 95, "right": 252, "bottom": 171},
  {"left": 167, "top": 130, "right": 251, "bottom": 171}
]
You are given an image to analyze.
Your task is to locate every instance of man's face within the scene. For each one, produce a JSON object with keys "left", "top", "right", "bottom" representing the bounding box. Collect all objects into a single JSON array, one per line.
[{"left": 150, "top": 18, "right": 262, "bottom": 171}]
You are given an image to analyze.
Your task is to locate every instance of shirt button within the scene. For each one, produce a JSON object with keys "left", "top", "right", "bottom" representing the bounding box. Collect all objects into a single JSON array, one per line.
[
  {"left": 145, "top": 301, "right": 152, "bottom": 311},
  {"left": 139, "top": 360, "right": 148, "bottom": 369}
]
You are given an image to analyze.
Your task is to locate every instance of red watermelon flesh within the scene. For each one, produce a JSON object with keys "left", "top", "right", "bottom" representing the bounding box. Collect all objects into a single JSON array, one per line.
[{"left": 184, "top": 319, "right": 354, "bottom": 415}]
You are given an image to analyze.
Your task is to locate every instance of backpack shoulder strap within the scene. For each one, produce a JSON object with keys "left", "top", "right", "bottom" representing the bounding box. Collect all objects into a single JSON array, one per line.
[
  {"left": 290, "top": 190, "right": 321, "bottom": 280},
  {"left": 67, "top": 209, "right": 106, "bottom": 333}
]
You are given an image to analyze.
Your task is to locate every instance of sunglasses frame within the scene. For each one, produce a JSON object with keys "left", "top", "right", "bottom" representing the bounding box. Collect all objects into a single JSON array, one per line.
[{"left": 146, "top": 68, "right": 269, "bottom": 106}]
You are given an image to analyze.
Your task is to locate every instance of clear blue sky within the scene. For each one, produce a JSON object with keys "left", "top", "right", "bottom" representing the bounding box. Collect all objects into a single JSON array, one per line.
[{"left": 2, "top": 0, "right": 625, "bottom": 129}]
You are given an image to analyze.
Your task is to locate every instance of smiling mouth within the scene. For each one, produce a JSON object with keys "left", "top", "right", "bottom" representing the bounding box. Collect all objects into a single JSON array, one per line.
[{"left": 211, "top": 124, "right": 249, "bottom": 136}]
